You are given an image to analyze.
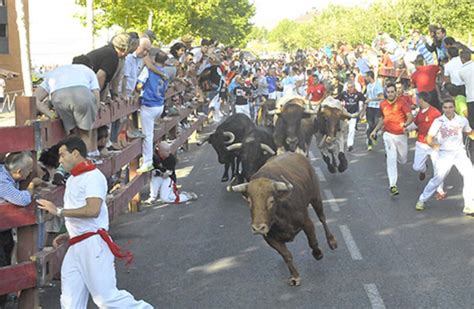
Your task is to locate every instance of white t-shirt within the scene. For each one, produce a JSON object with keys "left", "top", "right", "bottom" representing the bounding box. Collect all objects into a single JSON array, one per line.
[
  {"left": 64, "top": 169, "right": 109, "bottom": 237},
  {"left": 39, "top": 64, "right": 100, "bottom": 94},
  {"left": 0, "top": 78, "right": 5, "bottom": 98},
  {"left": 444, "top": 56, "right": 464, "bottom": 86},
  {"left": 428, "top": 114, "right": 472, "bottom": 151},
  {"left": 458, "top": 61, "right": 474, "bottom": 102}
]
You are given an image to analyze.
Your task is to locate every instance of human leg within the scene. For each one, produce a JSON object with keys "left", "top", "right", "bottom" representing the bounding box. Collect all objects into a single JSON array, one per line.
[
  {"left": 383, "top": 132, "right": 399, "bottom": 187},
  {"left": 149, "top": 175, "right": 164, "bottom": 200},
  {"left": 60, "top": 247, "right": 89, "bottom": 309},
  {"left": 140, "top": 105, "right": 164, "bottom": 167},
  {"left": 453, "top": 152, "right": 474, "bottom": 213},
  {"left": 419, "top": 152, "right": 454, "bottom": 202},
  {"left": 347, "top": 118, "right": 357, "bottom": 148}
]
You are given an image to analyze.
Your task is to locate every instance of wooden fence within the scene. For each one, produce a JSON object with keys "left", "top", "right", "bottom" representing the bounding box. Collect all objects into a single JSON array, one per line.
[{"left": 0, "top": 96, "right": 205, "bottom": 308}]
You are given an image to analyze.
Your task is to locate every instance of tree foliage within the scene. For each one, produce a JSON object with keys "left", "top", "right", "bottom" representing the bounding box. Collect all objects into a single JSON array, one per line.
[
  {"left": 75, "top": 0, "right": 255, "bottom": 47},
  {"left": 266, "top": 0, "right": 474, "bottom": 51}
]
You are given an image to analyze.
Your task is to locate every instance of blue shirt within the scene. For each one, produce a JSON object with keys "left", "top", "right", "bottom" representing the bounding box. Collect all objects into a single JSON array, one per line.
[
  {"left": 123, "top": 53, "right": 143, "bottom": 97},
  {"left": 39, "top": 64, "right": 100, "bottom": 94},
  {"left": 366, "top": 81, "right": 384, "bottom": 109},
  {"left": 410, "top": 40, "right": 434, "bottom": 64},
  {"left": 266, "top": 76, "right": 278, "bottom": 93},
  {"left": 138, "top": 66, "right": 169, "bottom": 107},
  {"left": 0, "top": 165, "right": 31, "bottom": 206},
  {"left": 356, "top": 58, "right": 371, "bottom": 75}
]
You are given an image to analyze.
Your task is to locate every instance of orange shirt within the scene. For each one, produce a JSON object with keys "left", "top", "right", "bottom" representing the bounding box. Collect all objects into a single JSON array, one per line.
[
  {"left": 414, "top": 106, "right": 441, "bottom": 144},
  {"left": 380, "top": 97, "right": 412, "bottom": 135}
]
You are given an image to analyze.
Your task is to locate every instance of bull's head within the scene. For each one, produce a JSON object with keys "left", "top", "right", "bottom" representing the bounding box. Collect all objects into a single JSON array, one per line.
[
  {"left": 276, "top": 102, "right": 317, "bottom": 152},
  {"left": 316, "top": 106, "right": 352, "bottom": 147},
  {"left": 208, "top": 131, "right": 235, "bottom": 164},
  {"left": 227, "top": 177, "right": 293, "bottom": 236},
  {"left": 227, "top": 139, "right": 275, "bottom": 181}
]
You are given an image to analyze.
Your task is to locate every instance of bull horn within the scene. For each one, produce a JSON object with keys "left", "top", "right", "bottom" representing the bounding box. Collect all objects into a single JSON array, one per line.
[
  {"left": 226, "top": 143, "right": 242, "bottom": 151},
  {"left": 273, "top": 177, "right": 293, "bottom": 191},
  {"left": 304, "top": 108, "right": 319, "bottom": 115},
  {"left": 267, "top": 109, "right": 280, "bottom": 115},
  {"left": 197, "top": 135, "right": 210, "bottom": 146},
  {"left": 260, "top": 144, "right": 276, "bottom": 155},
  {"left": 223, "top": 131, "right": 235, "bottom": 144},
  {"left": 227, "top": 183, "right": 249, "bottom": 193}
]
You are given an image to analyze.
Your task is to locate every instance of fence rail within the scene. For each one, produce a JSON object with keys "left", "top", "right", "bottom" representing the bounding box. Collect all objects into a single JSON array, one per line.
[{"left": 0, "top": 95, "right": 205, "bottom": 308}]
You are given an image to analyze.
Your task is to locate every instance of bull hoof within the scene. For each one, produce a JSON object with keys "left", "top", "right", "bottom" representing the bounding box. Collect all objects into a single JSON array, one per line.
[
  {"left": 338, "top": 152, "right": 348, "bottom": 173},
  {"left": 328, "top": 235, "right": 338, "bottom": 250},
  {"left": 288, "top": 276, "right": 301, "bottom": 286},
  {"left": 328, "top": 165, "right": 337, "bottom": 174},
  {"left": 312, "top": 248, "right": 323, "bottom": 260},
  {"left": 221, "top": 175, "right": 229, "bottom": 182}
]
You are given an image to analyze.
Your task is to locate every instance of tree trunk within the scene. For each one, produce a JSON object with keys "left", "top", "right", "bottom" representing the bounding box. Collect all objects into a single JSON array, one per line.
[{"left": 15, "top": 0, "right": 32, "bottom": 96}]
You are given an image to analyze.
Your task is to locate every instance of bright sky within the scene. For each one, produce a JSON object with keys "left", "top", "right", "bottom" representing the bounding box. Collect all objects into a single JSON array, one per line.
[{"left": 251, "top": 0, "right": 374, "bottom": 29}]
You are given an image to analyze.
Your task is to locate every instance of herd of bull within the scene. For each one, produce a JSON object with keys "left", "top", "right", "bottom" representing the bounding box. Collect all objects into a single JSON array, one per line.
[{"left": 197, "top": 95, "right": 357, "bottom": 286}]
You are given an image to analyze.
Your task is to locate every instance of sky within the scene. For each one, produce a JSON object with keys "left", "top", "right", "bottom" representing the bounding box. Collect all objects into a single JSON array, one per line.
[
  {"left": 29, "top": 0, "right": 374, "bottom": 66},
  {"left": 251, "top": 0, "right": 374, "bottom": 29}
]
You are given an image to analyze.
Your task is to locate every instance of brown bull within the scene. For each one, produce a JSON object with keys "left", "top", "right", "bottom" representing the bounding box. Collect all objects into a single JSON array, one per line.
[{"left": 228, "top": 152, "right": 337, "bottom": 286}]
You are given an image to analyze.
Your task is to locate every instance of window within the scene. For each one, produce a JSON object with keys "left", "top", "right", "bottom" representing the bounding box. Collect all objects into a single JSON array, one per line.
[{"left": 0, "top": 24, "right": 6, "bottom": 37}]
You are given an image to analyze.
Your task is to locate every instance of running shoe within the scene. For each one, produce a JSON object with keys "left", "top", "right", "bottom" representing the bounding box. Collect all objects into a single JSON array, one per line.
[
  {"left": 367, "top": 145, "right": 373, "bottom": 151},
  {"left": 415, "top": 200, "right": 425, "bottom": 211},
  {"left": 419, "top": 172, "right": 426, "bottom": 181},
  {"left": 389, "top": 186, "right": 399, "bottom": 196},
  {"left": 348, "top": 146, "right": 354, "bottom": 152},
  {"left": 137, "top": 163, "right": 154, "bottom": 174}
]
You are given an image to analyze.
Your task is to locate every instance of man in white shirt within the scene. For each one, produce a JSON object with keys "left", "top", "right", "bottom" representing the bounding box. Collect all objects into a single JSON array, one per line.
[
  {"left": 37, "top": 136, "right": 153, "bottom": 308},
  {"left": 443, "top": 47, "right": 465, "bottom": 96},
  {"left": 458, "top": 49, "right": 474, "bottom": 128},
  {"left": 35, "top": 56, "right": 101, "bottom": 157},
  {"left": 415, "top": 99, "right": 474, "bottom": 215}
]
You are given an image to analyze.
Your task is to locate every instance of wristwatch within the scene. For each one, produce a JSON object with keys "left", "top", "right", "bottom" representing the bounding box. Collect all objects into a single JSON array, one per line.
[{"left": 56, "top": 208, "right": 64, "bottom": 217}]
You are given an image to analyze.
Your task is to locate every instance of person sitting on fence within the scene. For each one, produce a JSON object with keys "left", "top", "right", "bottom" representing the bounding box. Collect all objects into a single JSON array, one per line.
[
  {"left": 34, "top": 55, "right": 102, "bottom": 159},
  {"left": 143, "top": 142, "right": 198, "bottom": 205},
  {"left": 136, "top": 50, "right": 172, "bottom": 174},
  {"left": 36, "top": 136, "right": 153, "bottom": 308},
  {"left": 0, "top": 152, "right": 43, "bottom": 307}
]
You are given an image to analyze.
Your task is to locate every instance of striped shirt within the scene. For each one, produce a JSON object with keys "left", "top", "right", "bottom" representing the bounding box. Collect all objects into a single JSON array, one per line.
[
  {"left": 410, "top": 40, "right": 434, "bottom": 65},
  {"left": 0, "top": 165, "right": 31, "bottom": 206}
]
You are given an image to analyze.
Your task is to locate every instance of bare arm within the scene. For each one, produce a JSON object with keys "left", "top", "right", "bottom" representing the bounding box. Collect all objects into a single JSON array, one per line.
[
  {"left": 37, "top": 197, "right": 102, "bottom": 218},
  {"left": 34, "top": 87, "right": 55, "bottom": 118},
  {"left": 143, "top": 55, "right": 169, "bottom": 80},
  {"left": 92, "top": 89, "right": 100, "bottom": 107},
  {"left": 370, "top": 115, "right": 384, "bottom": 138},
  {"left": 96, "top": 69, "right": 107, "bottom": 90}
]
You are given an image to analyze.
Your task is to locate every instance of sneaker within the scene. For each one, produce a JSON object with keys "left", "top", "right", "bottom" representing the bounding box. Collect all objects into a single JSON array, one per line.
[
  {"left": 127, "top": 130, "right": 146, "bottom": 139},
  {"left": 347, "top": 146, "right": 353, "bottom": 152},
  {"left": 419, "top": 172, "right": 426, "bottom": 181},
  {"left": 360, "top": 118, "right": 367, "bottom": 124},
  {"left": 142, "top": 197, "right": 158, "bottom": 205},
  {"left": 367, "top": 145, "right": 373, "bottom": 151},
  {"left": 370, "top": 135, "right": 378, "bottom": 146},
  {"left": 389, "top": 186, "right": 399, "bottom": 196},
  {"left": 137, "top": 164, "right": 154, "bottom": 174},
  {"left": 183, "top": 191, "right": 198, "bottom": 201},
  {"left": 435, "top": 192, "right": 446, "bottom": 200},
  {"left": 415, "top": 200, "right": 425, "bottom": 211}
]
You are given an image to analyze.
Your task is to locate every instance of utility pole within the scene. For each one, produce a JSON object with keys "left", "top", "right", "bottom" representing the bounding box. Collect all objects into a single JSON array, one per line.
[
  {"left": 86, "top": 0, "right": 95, "bottom": 49},
  {"left": 15, "top": 0, "right": 32, "bottom": 96}
]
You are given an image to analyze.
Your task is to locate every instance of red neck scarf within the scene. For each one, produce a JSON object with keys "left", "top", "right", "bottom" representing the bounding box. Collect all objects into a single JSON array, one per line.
[{"left": 70, "top": 160, "right": 96, "bottom": 176}]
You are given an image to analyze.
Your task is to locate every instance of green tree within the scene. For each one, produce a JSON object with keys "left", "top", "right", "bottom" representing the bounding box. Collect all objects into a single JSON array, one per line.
[{"left": 76, "top": 0, "right": 255, "bottom": 46}]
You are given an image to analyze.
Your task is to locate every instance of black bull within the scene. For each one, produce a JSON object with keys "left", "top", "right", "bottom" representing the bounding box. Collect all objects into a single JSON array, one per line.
[
  {"left": 198, "top": 114, "right": 255, "bottom": 182},
  {"left": 228, "top": 152, "right": 337, "bottom": 286}
]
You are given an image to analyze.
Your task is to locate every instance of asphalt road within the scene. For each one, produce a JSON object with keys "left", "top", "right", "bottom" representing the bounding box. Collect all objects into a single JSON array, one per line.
[{"left": 40, "top": 123, "right": 474, "bottom": 308}]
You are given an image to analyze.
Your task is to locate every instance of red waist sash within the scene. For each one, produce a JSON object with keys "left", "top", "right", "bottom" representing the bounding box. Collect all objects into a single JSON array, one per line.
[{"left": 69, "top": 229, "right": 133, "bottom": 266}]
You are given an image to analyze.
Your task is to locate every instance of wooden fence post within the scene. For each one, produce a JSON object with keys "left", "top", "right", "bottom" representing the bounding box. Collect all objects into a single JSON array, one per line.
[{"left": 15, "top": 96, "right": 40, "bottom": 308}]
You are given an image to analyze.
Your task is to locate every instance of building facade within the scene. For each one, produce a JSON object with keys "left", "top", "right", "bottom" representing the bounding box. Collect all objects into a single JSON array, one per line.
[{"left": 0, "top": 0, "right": 29, "bottom": 92}]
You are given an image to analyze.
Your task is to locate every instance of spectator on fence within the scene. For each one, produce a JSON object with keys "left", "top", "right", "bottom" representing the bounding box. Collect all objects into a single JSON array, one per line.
[
  {"left": 0, "top": 152, "right": 43, "bottom": 307},
  {"left": 36, "top": 136, "right": 153, "bottom": 308},
  {"left": 143, "top": 142, "right": 198, "bottom": 205},
  {"left": 86, "top": 33, "right": 129, "bottom": 96},
  {"left": 34, "top": 55, "right": 101, "bottom": 158},
  {"left": 136, "top": 50, "right": 171, "bottom": 174}
]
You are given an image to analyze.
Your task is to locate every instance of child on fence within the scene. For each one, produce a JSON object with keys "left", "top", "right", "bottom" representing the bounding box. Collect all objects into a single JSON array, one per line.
[
  {"left": 136, "top": 50, "right": 172, "bottom": 174},
  {"left": 143, "top": 142, "right": 198, "bottom": 204}
]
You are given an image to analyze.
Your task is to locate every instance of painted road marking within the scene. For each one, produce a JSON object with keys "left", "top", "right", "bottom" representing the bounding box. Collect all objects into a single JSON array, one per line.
[
  {"left": 339, "top": 225, "right": 362, "bottom": 260},
  {"left": 323, "top": 189, "right": 339, "bottom": 212},
  {"left": 309, "top": 150, "right": 317, "bottom": 161},
  {"left": 364, "top": 284, "right": 386, "bottom": 309}
]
